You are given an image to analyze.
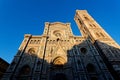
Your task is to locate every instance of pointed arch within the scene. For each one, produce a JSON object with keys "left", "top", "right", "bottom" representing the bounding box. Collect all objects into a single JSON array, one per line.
[{"left": 53, "top": 56, "right": 66, "bottom": 65}]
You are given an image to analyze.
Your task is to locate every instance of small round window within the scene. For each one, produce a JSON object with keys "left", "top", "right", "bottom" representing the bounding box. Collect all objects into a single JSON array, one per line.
[
  {"left": 55, "top": 33, "right": 61, "bottom": 37},
  {"left": 80, "top": 47, "right": 87, "bottom": 54},
  {"left": 53, "top": 30, "right": 62, "bottom": 37}
]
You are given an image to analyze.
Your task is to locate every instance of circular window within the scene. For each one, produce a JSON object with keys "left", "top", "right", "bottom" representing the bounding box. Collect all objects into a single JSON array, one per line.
[
  {"left": 53, "top": 30, "right": 62, "bottom": 37},
  {"left": 80, "top": 47, "right": 87, "bottom": 54},
  {"left": 55, "top": 33, "right": 61, "bottom": 37}
]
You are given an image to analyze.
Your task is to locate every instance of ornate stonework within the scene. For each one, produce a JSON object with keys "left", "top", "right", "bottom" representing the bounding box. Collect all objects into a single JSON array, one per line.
[{"left": 2, "top": 10, "right": 120, "bottom": 80}]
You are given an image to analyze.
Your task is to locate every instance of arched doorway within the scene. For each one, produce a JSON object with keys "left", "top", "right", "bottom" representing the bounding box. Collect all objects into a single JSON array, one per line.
[
  {"left": 17, "top": 65, "right": 31, "bottom": 80},
  {"left": 53, "top": 56, "right": 66, "bottom": 65},
  {"left": 50, "top": 57, "right": 68, "bottom": 80},
  {"left": 52, "top": 73, "right": 67, "bottom": 80}
]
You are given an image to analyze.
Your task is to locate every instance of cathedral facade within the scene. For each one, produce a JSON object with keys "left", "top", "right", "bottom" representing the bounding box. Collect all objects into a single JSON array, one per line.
[{"left": 2, "top": 10, "right": 120, "bottom": 80}]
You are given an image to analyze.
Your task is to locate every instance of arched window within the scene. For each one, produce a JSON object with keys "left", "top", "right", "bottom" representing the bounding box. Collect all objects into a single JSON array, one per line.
[
  {"left": 96, "top": 32, "right": 100, "bottom": 37},
  {"left": 93, "top": 24, "right": 96, "bottom": 28},
  {"left": 100, "top": 33, "right": 105, "bottom": 37},
  {"left": 34, "top": 40, "right": 37, "bottom": 44},
  {"left": 30, "top": 40, "right": 33, "bottom": 44},
  {"left": 86, "top": 63, "right": 96, "bottom": 73},
  {"left": 84, "top": 16, "right": 90, "bottom": 21},
  {"left": 18, "top": 65, "right": 31, "bottom": 76},
  {"left": 28, "top": 48, "right": 35, "bottom": 54},
  {"left": 89, "top": 24, "right": 93, "bottom": 28},
  {"left": 37, "top": 40, "right": 40, "bottom": 44},
  {"left": 78, "top": 18, "right": 83, "bottom": 25}
]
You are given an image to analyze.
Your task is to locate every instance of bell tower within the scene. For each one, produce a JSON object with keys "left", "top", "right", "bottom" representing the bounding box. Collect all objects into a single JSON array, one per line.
[
  {"left": 74, "top": 10, "right": 120, "bottom": 79},
  {"left": 75, "top": 10, "right": 114, "bottom": 42}
]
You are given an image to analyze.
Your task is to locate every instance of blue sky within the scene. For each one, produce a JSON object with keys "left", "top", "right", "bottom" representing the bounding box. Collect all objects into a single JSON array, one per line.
[{"left": 0, "top": 0, "right": 120, "bottom": 63}]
